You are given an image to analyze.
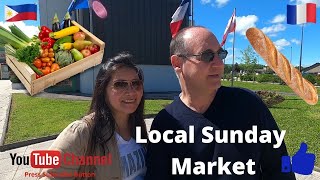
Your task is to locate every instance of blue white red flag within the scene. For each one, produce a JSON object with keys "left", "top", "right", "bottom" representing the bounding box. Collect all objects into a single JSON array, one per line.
[
  {"left": 5, "top": 4, "right": 37, "bottom": 22},
  {"left": 170, "top": 0, "right": 190, "bottom": 38},
  {"left": 287, "top": 3, "right": 316, "bottom": 24},
  {"left": 221, "top": 9, "right": 236, "bottom": 47}
]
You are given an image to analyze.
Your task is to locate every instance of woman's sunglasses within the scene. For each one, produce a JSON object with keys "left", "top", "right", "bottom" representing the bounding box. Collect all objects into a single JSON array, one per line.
[
  {"left": 112, "top": 80, "right": 143, "bottom": 91},
  {"left": 177, "top": 48, "right": 228, "bottom": 62}
]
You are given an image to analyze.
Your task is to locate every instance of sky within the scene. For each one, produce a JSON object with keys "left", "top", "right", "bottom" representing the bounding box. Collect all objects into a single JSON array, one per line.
[
  {"left": 194, "top": 0, "right": 320, "bottom": 67},
  {"left": 0, "top": 0, "right": 319, "bottom": 67}
]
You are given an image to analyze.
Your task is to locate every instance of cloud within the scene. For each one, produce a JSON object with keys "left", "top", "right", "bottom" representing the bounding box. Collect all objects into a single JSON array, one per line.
[
  {"left": 270, "top": 14, "right": 286, "bottom": 23},
  {"left": 224, "top": 48, "right": 241, "bottom": 63},
  {"left": 226, "top": 47, "right": 238, "bottom": 52},
  {"left": 291, "top": 38, "right": 301, "bottom": 45},
  {"left": 215, "top": 0, "right": 230, "bottom": 8},
  {"left": 225, "top": 54, "right": 232, "bottom": 61},
  {"left": 235, "top": 15, "right": 258, "bottom": 35},
  {"left": 268, "top": 34, "right": 278, "bottom": 37},
  {"left": 0, "top": 21, "right": 39, "bottom": 38},
  {"left": 261, "top": 24, "right": 286, "bottom": 35},
  {"left": 274, "top": 39, "right": 291, "bottom": 50},
  {"left": 228, "top": 37, "right": 234, "bottom": 43},
  {"left": 201, "top": 0, "right": 212, "bottom": 5}
]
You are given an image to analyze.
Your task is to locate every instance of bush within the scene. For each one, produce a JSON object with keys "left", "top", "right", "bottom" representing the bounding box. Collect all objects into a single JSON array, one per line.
[
  {"left": 303, "top": 74, "right": 316, "bottom": 84},
  {"left": 10, "top": 74, "right": 21, "bottom": 83},
  {"left": 315, "top": 76, "right": 320, "bottom": 85},
  {"left": 256, "top": 74, "right": 283, "bottom": 83},
  {"left": 255, "top": 90, "right": 285, "bottom": 107},
  {"left": 256, "top": 74, "right": 274, "bottom": 83},
  {"left": 224, "top": 74, "right": 232, "bottom": 81},
  {"left": 240, "top": 74, "right": 255, "bottom": 81}
]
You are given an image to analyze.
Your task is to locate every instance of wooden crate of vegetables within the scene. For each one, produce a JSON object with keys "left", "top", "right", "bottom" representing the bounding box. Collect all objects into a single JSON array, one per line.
[{"left": 4, "top": 19, "right": 105, "bottom": 96}]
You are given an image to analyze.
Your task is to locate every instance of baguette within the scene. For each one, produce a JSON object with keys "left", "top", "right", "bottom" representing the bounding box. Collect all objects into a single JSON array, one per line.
[{"left": 246, "top": 27, "right": 318, "bottom": 105}]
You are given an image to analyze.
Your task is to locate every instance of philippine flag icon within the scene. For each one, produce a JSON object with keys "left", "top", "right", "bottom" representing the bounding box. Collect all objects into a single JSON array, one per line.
[{"left": 5, "top": 4, "right": 37, "bottom": 22}]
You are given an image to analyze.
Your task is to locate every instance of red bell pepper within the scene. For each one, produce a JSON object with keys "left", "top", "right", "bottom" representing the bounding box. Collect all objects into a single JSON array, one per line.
[
  {"left": 41, "top": 37, "right": 55, "bottom": 49},
  {"left": 38, "top": 26, "right": 52, "bottom": 40}
]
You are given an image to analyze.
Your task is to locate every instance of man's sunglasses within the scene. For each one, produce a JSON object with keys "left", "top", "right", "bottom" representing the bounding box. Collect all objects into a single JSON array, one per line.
[
  {"left": 112, "top": 80, "right": 143, "bottom": 91},
  {"left": 177, "top": 48, "right": 228, "bottom": 62}
]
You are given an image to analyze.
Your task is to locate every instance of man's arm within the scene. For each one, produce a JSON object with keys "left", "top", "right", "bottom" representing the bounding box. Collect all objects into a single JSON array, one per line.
[{"left": 145, "top": 112, "right": 172, "bottom": 180}]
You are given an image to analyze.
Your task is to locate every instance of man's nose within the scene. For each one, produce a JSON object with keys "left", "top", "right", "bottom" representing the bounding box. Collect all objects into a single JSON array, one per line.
[{"left": 211, "top": 56, "right": 224, "bottom": 66}]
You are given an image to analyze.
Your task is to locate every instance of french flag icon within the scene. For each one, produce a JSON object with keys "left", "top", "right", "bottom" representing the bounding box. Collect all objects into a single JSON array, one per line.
[{"left": 287, "top": 3, "right": 316, "bottom": 25}]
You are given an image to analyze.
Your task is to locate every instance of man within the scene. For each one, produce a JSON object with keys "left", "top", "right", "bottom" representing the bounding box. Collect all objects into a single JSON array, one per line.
[{"left": 145, "top": 26, "right": 295, "bottom": 179}]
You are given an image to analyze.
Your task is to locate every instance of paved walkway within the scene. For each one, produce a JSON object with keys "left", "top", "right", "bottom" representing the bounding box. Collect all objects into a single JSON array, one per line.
[
  {"left": 0, "top": 80, "right": 12, "bottom": 146},
  {"left": 0, "top": 80, "right": 319, "bottom": 179}
]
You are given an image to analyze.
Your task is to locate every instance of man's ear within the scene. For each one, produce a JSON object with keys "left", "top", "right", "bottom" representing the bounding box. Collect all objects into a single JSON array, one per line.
[{"left": 171, "top": 55, "right": 183, "bottom": 73}]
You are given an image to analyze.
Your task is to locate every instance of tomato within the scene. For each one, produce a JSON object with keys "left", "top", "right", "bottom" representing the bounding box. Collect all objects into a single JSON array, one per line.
[
  {"left": 46, "top": 61, "right": 52, "bottom": 67},
  {"left": 41, "top": 57, "right": 50, "bottom": 63},
  {"left": 51, "top": 63, "right": 60, "bottom": 72},
  {"left": 48, "top": 52, "right": 55, "bottom": 58},
  {"left": 42, "top": 62, "right": 47, "bottom": 67},
  {"left": 36, "top": 74, "right": 43, "bottom": 79},
  {"left": 41, "top": 66, "right": 51, "bottom": 75},
  {"left": 33, "top": 59, "right": 42, "bottom": 68}
]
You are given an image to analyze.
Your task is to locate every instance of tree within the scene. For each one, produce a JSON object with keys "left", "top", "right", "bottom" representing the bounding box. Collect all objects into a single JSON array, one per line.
[
  {"left": 239, "top": 45, "right": 259, "bottom": 74},
  {"left": 234, "top": 62, "right": 240, "bottom": 73},
  {"left": 224, "top": 64, "right": 232, "bottom": 74},
  {"left": 265, "top": 66, "right": 274, "bottom": 74}
]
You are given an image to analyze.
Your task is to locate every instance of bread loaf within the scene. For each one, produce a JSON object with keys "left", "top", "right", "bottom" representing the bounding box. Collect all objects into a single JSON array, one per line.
[{"left": 246, "top": 27, "right": 318, "bottom": 105}]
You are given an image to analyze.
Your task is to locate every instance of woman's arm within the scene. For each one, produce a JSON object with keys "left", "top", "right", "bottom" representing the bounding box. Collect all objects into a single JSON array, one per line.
[{"left": 38, "top": 120, "right": 91, "bottom": 180}]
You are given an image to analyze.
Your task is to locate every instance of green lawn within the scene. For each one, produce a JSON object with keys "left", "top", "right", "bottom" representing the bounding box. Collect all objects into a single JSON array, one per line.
[
  {"left": 269, "top": 96, "right": 320, "bottom": 166},
  {"left": 5, "top": 94, "right": 171, "bottom": 144},
  {"left": 5, "top": 94, "right": 91, "bottom": 144}
]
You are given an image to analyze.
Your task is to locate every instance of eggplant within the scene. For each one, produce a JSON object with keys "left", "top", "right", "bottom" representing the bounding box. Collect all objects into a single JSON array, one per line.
[
  {"left": 52, "top": 13, "right": 61, "bottom": 32},
  {"left": 63, "top": 12, "right": 72, "bottom": 29}
]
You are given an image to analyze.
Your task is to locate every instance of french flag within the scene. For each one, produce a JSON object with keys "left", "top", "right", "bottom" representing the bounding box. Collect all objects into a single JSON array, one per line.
[
  {"left": 5, "top": 4, "right": 37, "bottom": 22},
  {"left": 287, "top": 3, "right": 316, "bottom": 24},
  {"left": 170, "top": 0, "right": 190, "bottom": 38},
  {"left": 221, "top": 9, "right": 236, "bottom": 47}
]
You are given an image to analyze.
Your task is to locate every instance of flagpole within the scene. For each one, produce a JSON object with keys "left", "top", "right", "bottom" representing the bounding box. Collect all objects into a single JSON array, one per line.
[
  {"left": 231, "top": 8, "right": 236, "bottom": 87},
  {"left": 191, "top": 0, "right": 194, "bottom": 26},
  {"left": 290, "top": 46, "right": 292, "bottom": 63},
  {"left": 223, "top": 45, "right": 226, "bottom": 62},
  {"left": 89, "top": 0, "right": 93, "bottom": 33},
  {"left": 223, "top": 44, "right": 226, "bottom": 80},
  {"left": 299, "top": 24, "right": 304, "bottom": 72}
]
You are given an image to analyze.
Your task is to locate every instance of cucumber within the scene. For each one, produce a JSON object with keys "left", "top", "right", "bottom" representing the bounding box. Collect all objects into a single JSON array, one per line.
[
  {"left": 27, "top": 62, "right": 43, "bottom": 75},
  {"left": 9, "top": 24, "right": 32, "bottom": 43},
  {"left": 53, "top": 36, "right": 73, "bottom": 51}
]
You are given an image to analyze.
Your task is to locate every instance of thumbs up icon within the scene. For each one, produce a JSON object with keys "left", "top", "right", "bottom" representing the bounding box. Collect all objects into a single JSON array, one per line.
[{"left": 281, "top": 142, "right": 316, "bottom": 175}]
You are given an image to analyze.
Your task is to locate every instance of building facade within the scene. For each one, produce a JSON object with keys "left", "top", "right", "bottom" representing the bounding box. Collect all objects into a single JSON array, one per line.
[{"left": 39, "top": 0, "right": 188, "bottom": 94}]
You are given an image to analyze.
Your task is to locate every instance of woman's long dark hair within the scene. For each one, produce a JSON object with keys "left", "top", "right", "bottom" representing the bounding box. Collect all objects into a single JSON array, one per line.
[{"left": 85, "top": 51, "right": 148, "bottom": 158}]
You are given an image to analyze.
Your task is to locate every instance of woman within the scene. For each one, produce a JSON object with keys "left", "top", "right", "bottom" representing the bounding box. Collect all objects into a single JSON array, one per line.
[{"left": 39, "top": 52, "right": 148, "bottom": 180}]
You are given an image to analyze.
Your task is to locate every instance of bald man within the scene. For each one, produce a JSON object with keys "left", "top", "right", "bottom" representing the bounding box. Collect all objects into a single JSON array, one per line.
[{"left": 145, "top": 26, "right": 295, "bottom": 180}]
